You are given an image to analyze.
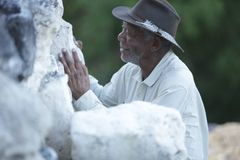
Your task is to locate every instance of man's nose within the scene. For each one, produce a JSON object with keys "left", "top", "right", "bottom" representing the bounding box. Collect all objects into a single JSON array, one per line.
[{"left": 117, "top": 30, "right": 125, "bottom": 42}]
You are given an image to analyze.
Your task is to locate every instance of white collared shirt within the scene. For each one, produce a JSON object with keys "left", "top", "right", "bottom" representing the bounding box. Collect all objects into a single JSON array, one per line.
[{"left": 74, "top": 51, "right": 208, "bottom": 160}]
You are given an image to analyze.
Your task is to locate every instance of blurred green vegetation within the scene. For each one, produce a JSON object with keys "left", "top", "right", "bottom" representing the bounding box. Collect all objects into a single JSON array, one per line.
[{"left": 63, "top": 0, "right": 240, "bottom": 123}]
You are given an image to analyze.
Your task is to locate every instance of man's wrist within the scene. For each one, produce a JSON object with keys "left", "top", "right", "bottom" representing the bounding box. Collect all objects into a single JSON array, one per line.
[
  {"left": 73, "top": 90, "right": 102, "bottom": 111},
  {"left": 73, "top": 89, "right": 89, "bottom": 100}
]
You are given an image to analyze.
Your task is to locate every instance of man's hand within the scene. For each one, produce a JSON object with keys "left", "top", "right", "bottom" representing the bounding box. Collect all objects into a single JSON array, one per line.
[{"left": 59, "top": 48, "right": 90, "bottom": 100}]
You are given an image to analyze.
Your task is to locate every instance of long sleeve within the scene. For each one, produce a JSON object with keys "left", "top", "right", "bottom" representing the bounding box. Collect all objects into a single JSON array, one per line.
[
  {"left": 73, "top": 64, "right": 130, "bottom": 110},
  {"left": 72, "top": 75, "right": 108, "bottom": 111},
  {"left": 73, "top": 90, "right": 105, "bottom": 111}
]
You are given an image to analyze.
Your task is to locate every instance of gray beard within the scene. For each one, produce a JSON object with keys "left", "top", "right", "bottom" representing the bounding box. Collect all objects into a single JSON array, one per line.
[{"left": 120, "top": 52, "right": 140, "bottom": 65}]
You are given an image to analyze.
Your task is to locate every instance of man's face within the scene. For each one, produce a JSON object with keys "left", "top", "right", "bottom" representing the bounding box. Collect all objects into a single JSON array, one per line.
[{"left": 117, "top": 22, "right": 152, "bottom": 65}]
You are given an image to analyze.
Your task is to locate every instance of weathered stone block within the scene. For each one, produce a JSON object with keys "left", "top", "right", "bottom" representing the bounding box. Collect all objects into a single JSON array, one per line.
[
  {"left": 71, "top": 101, "right": 187, "bottom": 160},
  {"left": 20, "top": 0, "right": 84, "bottom": 159},
  {"left": 0, "top": 0, "right": 36, "bottom": 81},
  {"left": 209, "top": 123, "right": 240, "bottom": 160},
  {"left": 0, "top": 72, "right": 52, "bottom": 160}
]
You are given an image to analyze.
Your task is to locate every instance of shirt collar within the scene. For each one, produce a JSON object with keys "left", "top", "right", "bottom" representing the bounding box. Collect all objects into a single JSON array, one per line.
[{"left": 132, "top": 50, "right": 174, "bottom": 87}]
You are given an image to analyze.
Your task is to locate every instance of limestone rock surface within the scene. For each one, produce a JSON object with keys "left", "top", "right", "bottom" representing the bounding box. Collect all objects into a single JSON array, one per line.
[
  {"left": 19, "top": 0, "right": 85, "bottom": 159},
  {"left": 209, "top": 123, "right": 240, "bottom": 160},
  {"left": 71, "top": 101, "right": 187, "bottom": 160},
  {"left": 0, "top": 72, "right": 52, "bottom": 160},
  {"left": 0, "top": 0, "right": 81, "bottom": 159},
  {"left": 0, "top": 0, "right": 36, "bottom": 81}
]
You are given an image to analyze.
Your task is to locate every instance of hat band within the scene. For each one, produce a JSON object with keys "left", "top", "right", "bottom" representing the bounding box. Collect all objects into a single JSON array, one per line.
[
  {"left": 136, "top": 20, "right": 183, "bottom": 52},
  {"left": 136, "top": 20, "right": 174, "bottom": 42}
]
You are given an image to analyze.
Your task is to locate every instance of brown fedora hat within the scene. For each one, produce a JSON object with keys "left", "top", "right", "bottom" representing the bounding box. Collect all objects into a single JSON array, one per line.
[{"left": 112, "top": 0, "right": 183, "bottom": 52}]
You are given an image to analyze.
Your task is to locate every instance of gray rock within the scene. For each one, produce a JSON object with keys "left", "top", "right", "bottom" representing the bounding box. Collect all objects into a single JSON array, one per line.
[
  {"left": 209, "top": 123, "right": 240, "bottom": 160},
  {"left": 39, "top": 73, "right": 74, "bottom": 160},
  {"left": 0, "top": 72, "right": 52, "bottom": 160},
  {"left": 40, "top": 146, "right": 58, "bottom": 160},
  {"left": 0, "top": 1, "right": 57, "bottom": 159},
  {"left": 21, "top": 0, "right": 84, "bottom": 159},
  {"left": 0, "top": 15, "right": 23, "bottom": 80},
  {"left": 71, "top": 101, "right": 187, "bottom": 160},
  {"left": 0, "top": 0, "right": 36, "bottom": 81}
]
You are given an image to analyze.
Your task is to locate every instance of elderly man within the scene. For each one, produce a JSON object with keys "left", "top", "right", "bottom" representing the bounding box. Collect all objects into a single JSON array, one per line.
[{"left": 59, "top": 0, "right": 208, "bottom": 159}]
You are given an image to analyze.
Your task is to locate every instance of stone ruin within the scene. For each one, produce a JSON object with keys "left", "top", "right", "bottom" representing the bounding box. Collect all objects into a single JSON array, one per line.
[
  {"left": 71, "top": 101, "right": 187, "bottom": 160},
  {"left": 0, "top": 72, "right": 52, "bottom": 160},
  {"left": 209, "top": 123, "right": 240, "bottom": 160},
  {"left": 0, "top": 0, "right": 53, "bottom": 159},
  {"left": 0, "top": 0, "right": 36, "bottom": 81},
  {"left": 0, "top": 0, "right": 79, "bottom": 159},
  {"left": 0, "top": 0, "right": 188, "bottom": 160}
]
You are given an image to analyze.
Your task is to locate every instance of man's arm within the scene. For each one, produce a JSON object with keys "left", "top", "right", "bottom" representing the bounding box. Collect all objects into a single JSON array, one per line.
[{"left": 59, "top": 49, "right": 117, "bottom": 111}]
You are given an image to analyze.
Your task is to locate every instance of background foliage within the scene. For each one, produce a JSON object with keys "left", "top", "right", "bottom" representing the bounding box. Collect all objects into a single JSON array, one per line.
[{"left": 63, "top": 0, "right": 240, "bottom": 123}]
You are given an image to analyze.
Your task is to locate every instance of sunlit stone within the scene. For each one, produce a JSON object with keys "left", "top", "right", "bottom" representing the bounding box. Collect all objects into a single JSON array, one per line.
[
  {"left": 21, "top": 0, "right": 85, "bottom": 159},
  {"left": 71, "top": 101, "right": 187, "bottom": 160}
]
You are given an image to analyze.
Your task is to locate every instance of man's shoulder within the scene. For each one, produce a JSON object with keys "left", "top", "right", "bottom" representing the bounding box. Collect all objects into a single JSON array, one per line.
[
  {"left": 163, "top": 53, "right": 192, "bottom": 76},
  {"left": 168, "top": 53, "right": 189, "bottom": 70},
  {"left": 160, "top": 55, "right": 195, "bottom": 88}
]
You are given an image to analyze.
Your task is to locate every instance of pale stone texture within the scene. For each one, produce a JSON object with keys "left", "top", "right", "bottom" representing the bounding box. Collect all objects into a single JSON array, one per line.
[
  {"left": 0, "top": 0, "right": 36, "bottom": 81},
  {"left": 209, "top": 123, "right": 240, "bottom": 160},
  {"left": 0, "top": 72, "right": 52, "bottom": 160},
  {"left": 20, "top": 0, "right": 84, "bottom": 159},
  {"left": 71, "top": 101, "right": 187, "bottom": 160},
  {"left": 0, "top": 1, "right": 54, "bottom": 159}
]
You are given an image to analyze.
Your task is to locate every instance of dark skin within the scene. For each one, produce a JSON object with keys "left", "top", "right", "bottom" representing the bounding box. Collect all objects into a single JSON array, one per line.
[
  {"left": 59, "top": 22, "right": 167, "bottom": 100},
  {"left": 59, "top": 48, "right": 90, "bottom": 99},
  {"left": 118, "top": 22, "right": 166, "bottom": 79}
]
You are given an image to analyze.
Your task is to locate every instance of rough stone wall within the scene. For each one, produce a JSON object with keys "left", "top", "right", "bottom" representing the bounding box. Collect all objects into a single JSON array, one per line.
[
  {"left": 209, "top": 123, "right": 240, "bottom": 160},
  {"left": 71, "top": 101, "right": 187, "bottom": 160},
  {"left": 19, "top": 0, "right": 84, "bottom": 159},
  {"left": 0, "top": 1, "right": 55, "bottom": 159},
  {"left": 0, "top": 72, "right": 52, "bottom": 160},
  {"left": 0, "top": 0, "right": 36, "bottom": 81}
]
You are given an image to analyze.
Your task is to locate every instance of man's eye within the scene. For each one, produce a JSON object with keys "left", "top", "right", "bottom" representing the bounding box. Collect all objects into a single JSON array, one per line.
[{"left": 123, "top": 28, "right": 128, "bottom": 34}]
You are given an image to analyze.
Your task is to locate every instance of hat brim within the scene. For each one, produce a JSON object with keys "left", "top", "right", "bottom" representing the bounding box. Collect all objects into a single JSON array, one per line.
[{"left": 112, "top": 6, "right": 184, "bottom": 52}]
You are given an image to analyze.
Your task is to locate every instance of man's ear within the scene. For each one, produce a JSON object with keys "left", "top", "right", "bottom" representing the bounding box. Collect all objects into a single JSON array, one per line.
[{"left": 151, "top": 36, "right": 162, "bottom": 52}]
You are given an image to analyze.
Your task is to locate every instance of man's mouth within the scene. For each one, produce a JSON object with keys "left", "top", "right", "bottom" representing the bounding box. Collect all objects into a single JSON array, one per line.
[{"left": 120, "top": 48, "right": 129, "bottom": 52}]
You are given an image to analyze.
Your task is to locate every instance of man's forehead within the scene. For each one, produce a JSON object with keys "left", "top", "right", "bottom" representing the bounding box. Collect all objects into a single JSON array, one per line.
[{"left": 122, "top": 22, "right": 141, "bottom": 31}]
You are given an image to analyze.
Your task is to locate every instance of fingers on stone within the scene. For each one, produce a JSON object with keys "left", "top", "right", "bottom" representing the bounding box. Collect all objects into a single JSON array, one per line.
[
  {"left": 72, "top": 49, "right": 82, "bottom": 70},
  {"left": 62, "top": 50, "right": 75, "bottom": 72},
  {"left": 59, "top": 49, "right": 74, "bottom": 75}
]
